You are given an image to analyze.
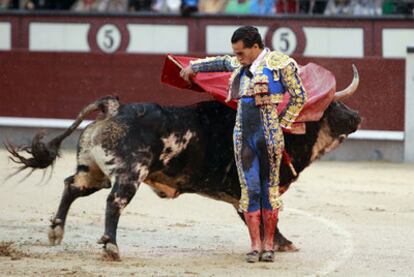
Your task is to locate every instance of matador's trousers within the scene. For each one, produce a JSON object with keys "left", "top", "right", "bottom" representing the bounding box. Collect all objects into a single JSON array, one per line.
[{"left": 234, "top": 97, "right": 284, "bottom": 212}]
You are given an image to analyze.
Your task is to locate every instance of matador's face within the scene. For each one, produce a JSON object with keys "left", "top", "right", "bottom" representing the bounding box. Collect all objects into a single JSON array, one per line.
[{"left": 232, "top": 40, "right": 261, "bottom": 67}]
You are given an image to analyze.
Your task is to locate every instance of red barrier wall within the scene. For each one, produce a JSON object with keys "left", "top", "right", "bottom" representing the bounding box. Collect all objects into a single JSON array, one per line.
[
  {"left": 0, "top": 52, "right": 210, "bottom": 117},
  {"left": 0, "top": 51, "right": 404, "bottom": 131},
  {"left": 1, "top": 12, "right": 411, "bottom": 132},
  {"left": 297, "top": 56, "right": 405, "bottom": 131}
]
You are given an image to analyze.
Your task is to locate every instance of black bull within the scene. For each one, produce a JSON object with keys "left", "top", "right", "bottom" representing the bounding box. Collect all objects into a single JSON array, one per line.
[{"left": 5, "top": 89, "right": 361, "bottom": 261}]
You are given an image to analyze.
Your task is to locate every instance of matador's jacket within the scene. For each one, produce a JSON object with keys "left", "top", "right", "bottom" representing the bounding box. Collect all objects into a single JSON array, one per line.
[{"left": 191, "top": 49, "right": 307, "bottom": 212}]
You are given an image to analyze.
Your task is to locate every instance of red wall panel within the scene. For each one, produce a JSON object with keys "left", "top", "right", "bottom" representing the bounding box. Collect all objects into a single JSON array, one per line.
[
  {"left": 0, "top": 52, "right": 404, "bottom": 131},
  {"left": 297, "top": 56, "right": 404, "bottom": 131},
  {"left": 0, "top": 52, "right": 211, "bottom": 119}
]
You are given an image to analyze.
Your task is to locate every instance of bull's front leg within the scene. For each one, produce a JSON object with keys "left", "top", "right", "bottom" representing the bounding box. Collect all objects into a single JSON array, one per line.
[
  {"left": 274, "top": 222, "right": 299, "bottom": 252},
  {"left": 49, "top": 175, "right": 106, "bottom": 245},
  {"left": 98, "top": 179, "right": 138, "bottom": 261}
]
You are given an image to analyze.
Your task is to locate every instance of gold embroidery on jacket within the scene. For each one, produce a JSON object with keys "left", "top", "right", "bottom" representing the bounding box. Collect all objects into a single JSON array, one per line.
[
  {"left": 273, "top": 70, "right": 280, "bottom": 81},
  {"left": 234, "top": 103, "right": 249, "bottom": 212},
  {"left": 255, "top": 94, "right": 284, "bottom": 106},
  {"left": 265, "top": 51, "right": 292, "bottom": 70},
  {"left": 230, "top": 56, "right": 241, "bottom": 68},
  {"left": 253, "top": 74, "right": 269, "bottom": 95},
  {"left": 279, "top": 62, "right": 307, "bottom": 128}
]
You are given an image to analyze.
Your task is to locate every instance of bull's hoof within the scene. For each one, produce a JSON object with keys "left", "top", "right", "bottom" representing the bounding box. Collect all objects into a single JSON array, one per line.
[
  {"left": 275, "top": 243, "right": 299, "bottom": 252},
  {"left": 97, "top": 235, "right": 110, "bottom": 245},
  {"left": 48, "top": 225, "right": 64, "bottom": 246},
  {"left": 103, "top": 243, "right": 121, "bottom": 261}
]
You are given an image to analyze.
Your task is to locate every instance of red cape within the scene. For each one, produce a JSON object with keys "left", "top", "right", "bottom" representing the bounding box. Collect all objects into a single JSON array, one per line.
[{"left": 161, "top": 55, "right": 336, "bottom": 134}]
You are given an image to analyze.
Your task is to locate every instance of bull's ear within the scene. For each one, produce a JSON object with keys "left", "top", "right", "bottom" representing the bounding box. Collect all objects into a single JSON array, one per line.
[{"left": 333, "top": 65, "right": 359, "bottom": 101}]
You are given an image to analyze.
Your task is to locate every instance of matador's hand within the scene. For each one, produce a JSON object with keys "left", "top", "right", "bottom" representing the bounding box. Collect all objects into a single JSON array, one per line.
[{"left": 180, "top": 65, "right": 196, "bottom": 83}]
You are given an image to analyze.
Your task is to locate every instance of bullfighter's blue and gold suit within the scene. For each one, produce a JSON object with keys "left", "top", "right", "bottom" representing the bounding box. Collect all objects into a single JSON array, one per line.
[{"left": 191, "top": 49, "right": 307, "bottom": 214}]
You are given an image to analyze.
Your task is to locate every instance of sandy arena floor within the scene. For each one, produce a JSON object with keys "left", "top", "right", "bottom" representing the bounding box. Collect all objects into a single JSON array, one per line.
[{"left": 0, "top": 149, "right": 413, "bottom": 276}]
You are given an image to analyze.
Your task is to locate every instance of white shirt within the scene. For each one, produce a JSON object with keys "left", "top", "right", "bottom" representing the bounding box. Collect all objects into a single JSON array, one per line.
[
  {"left": 238, "top": 48, "right": 269, "bottom": 98},
  {"left": 250, "top": 48, "right": 269, "bottom": 75}
]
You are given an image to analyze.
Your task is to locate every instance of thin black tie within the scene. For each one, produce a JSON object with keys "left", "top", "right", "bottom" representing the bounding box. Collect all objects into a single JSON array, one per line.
[{"left": 244, "top": 66, "right": 253, "bottom": 79}]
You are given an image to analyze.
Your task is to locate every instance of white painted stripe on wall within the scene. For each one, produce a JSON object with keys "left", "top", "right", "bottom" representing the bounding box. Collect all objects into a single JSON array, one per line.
[
  {"left": 206, "top": 25, "right": 268, "bottom": 54},
  {"left": 29, "top": 23, "right": 90, "bottom": 52},
  {"left": 0, "top": 22, "right": 11, "bottom": 50},
  {"left": 303, "top": 27, "right": 364, "bottom": 58},
  {"left": 348, "top": 130, "right": 404, "bottom": 141},
  {"left": 0, "top": 117, "right": 404, "bottom": 141},
  {"left": 0, "top": 117, "right": 92, "bottom": 129},
  {"left": 383, "top": 29, "right": 414, "bottom": 58},
  {"left": 127, "top": 24, "right": 188, "bottom": 54}
]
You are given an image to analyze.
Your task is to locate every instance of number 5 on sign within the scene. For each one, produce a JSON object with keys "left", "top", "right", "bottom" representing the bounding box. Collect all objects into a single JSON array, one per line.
[
  {"left": 96, "top": 24, "right": 122, "bottom": 53},
  {"left": 272, "top": 27, "right": 297, "bottom": 55}
]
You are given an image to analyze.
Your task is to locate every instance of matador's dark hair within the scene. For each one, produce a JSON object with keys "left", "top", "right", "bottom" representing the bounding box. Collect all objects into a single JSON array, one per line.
[{"left": 231, "top": 26, "right": 264, "bottom": 49}]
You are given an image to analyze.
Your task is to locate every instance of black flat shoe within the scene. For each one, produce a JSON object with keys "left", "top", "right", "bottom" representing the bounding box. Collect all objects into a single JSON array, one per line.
[
  {"left": 245, "top": 250, "right": 260, "bottom": 263},
  {"left": 260, "top": 250, "right": 275, "bottom": 262}
]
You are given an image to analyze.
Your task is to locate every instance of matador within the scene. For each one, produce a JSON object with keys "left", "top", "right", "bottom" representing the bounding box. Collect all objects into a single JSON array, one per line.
[{"left": 180, "top": 26, "right": 307, "bottom": 263}]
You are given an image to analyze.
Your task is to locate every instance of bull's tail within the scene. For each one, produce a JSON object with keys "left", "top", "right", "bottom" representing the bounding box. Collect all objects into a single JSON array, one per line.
[{"left": 4, "top": 96, "right": 120, "bottom": 178}]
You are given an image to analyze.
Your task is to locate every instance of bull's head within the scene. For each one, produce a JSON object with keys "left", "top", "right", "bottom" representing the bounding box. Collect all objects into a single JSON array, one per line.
[{"left": 310, "top": 65, "right": 361, "bottom": 161}]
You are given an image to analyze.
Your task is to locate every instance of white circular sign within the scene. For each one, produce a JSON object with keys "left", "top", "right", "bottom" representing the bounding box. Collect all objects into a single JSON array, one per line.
[
  {"left": 96, "top": 24, "right": 121, "bottom": 53},
  {"left": 272, "top": 27, "right": 297, "bottom": 55}
]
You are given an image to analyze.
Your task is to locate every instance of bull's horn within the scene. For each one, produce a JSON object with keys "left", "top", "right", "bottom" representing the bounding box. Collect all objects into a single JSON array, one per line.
[{"left": 334, "top": 64, "right": 359, "bottom": 101}]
